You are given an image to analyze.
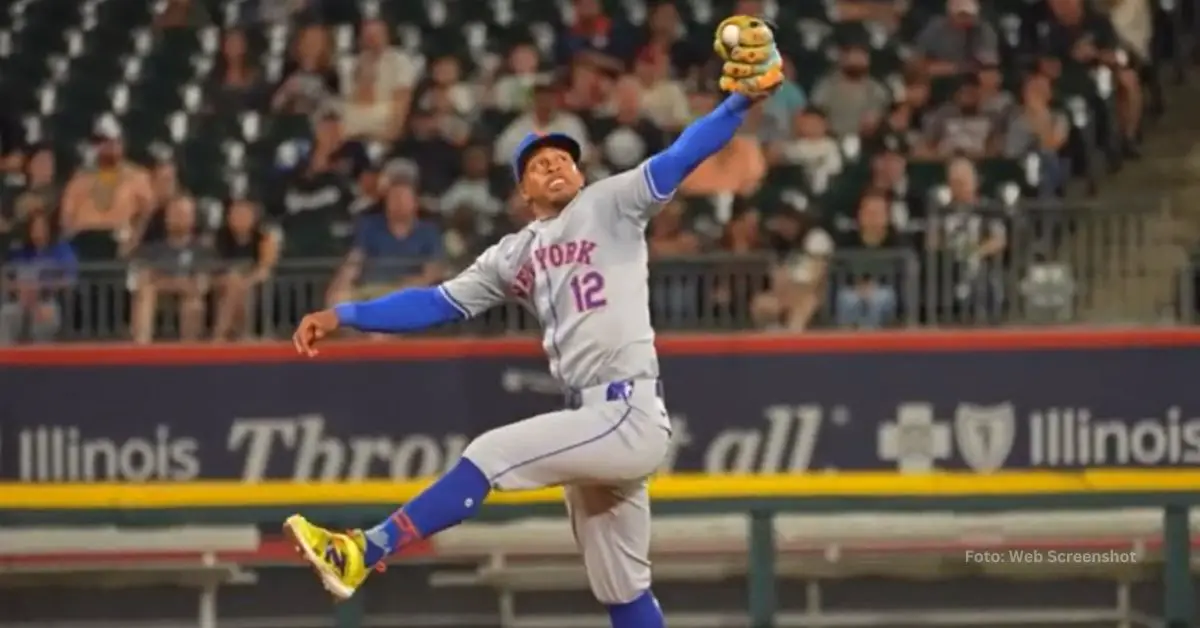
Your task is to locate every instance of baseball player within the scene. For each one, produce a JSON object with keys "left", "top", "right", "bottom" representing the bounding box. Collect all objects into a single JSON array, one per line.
[{"left": 284, "top": 16, "right": 782, "bottom": 628}]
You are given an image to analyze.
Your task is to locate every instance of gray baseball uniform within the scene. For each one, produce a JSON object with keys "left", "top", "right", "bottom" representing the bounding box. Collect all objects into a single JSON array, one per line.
[{"left": 439, "top": 159, "right": 672, "bottom": 605}]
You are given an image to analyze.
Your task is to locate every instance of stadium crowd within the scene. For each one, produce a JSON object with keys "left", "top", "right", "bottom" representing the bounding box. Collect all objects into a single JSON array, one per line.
[{"left": 0, "top": 0, "right": 1184, "bottom": 343}]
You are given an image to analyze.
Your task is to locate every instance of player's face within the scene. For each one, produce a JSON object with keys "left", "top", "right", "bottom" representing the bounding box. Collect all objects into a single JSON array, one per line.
[{"left": 520, "top": 146, "right": 584, "bottom": 213}]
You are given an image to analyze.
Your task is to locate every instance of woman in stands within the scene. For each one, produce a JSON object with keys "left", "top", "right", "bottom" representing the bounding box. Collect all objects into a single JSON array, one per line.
[
  {"left": 209, "top": 27, "right": 264, "bottom": 113},
  {"left": 0, "top": 213, "right": 77, "bottom": 344},
  {"left": 212, "top": 198, "right": 279, "bottom": 341},
  {"left": 271, "top": 24, "right": 339, "bottom": 115}
]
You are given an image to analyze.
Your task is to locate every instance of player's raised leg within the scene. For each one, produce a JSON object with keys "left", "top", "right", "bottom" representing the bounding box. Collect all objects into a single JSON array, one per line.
[
  {"left": 566, "top": 483, "right": 665, "bottom": 628},
  {"left": 284, "top": 381, "right": 669, "bottom": 602}
]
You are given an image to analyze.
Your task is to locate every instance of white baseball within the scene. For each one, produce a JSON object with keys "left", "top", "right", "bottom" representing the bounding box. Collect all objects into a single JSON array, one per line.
[{"left": 720, "top": 24, "right": 740, "bottom": 49}]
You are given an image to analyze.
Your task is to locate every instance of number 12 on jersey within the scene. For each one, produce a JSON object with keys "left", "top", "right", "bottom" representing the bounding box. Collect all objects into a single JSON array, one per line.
[{"left": 569, "top": 271, "right": 607, "bottom": 312}]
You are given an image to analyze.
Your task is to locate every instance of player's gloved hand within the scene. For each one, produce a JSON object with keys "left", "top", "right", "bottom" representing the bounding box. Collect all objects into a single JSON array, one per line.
[
  {"left": 293, "top": 309, "right": 340, "bottom": 357},
  {"left": 713, "top": 15, "right": 784, "bottom": 100}
]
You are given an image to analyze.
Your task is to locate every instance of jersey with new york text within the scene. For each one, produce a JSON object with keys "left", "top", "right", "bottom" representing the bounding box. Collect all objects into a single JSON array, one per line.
[{"left": 439, "top": 161, "right": 671, "bottom": 391}]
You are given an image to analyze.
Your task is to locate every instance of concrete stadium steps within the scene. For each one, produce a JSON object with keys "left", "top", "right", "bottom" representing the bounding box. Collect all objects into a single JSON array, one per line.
[{"left": 1059, "top": 76, "right": 1200, "bottom": 323}]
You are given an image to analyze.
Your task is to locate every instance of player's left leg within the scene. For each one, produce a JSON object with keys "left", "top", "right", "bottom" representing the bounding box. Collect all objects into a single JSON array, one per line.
[
  {"left": 284, "top": 380, "right": 668, "bottom": 600},
  {"left": 566, "top": 482, "right": 665, "bottom": 628}
]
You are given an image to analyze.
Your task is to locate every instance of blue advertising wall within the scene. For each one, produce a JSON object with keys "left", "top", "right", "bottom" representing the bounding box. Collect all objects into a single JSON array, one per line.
[{"left": 2, "top": 329, "right": 1198, "bottom": 482}]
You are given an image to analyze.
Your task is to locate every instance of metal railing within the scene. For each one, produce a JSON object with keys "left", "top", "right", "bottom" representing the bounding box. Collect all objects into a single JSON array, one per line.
[
  {"left": 923, "top": 200, "right": 1182, "bottom": 325},
  {"left": 0, "top": 201, "right": 1192, "bottom": 343}
]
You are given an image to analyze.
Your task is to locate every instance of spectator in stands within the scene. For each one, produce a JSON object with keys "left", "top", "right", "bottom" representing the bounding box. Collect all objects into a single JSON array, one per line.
[
  {"left": 561, "top": 58, "right": 614, "bottom": 115},
  {"left": 349, "top": 156, "right": 386, "bottom": 214},
  {"left": 127, "top": 154, "right": 185, "bottom": 255},
  {"left": 762, "top": 56, "right": 808, "bottom": 139},
  {"left": 1107, "top": 0, "right": 1153, "bottom": 142},
  {"left": 60, "top": 123, "right": 151, "bottom": 255},
  {"left": 632, "top": 49, "right": 690, "bottom": 132},
  {"left": 1004, "top": 72, "right": 1071, "bottom": 195},
  {"left": 1106, "top": 0, "right": 1153, "bottom": 70},
  {"left": 836, "top": 0, "right": 906, "bottom": 25},
  {"left": 679, "top": 93, "right": 765, "bottom": 197},
  {"left": 271, "top": 24, "right": 339, "bottom": 116},
  {"left": 918, "top": 75, "right": 1002, "bottom": 159},
  {"left": 0, "top": 213, "right": 76, "bottom": 344},
  {"left": 439, "top": 145, "right": 502, "bottom": 220},
  {"left": 208, "top": 28, "right": 264, "bottom": 114},
  {"left": 734, "top": 0, "right": 766, "bottom": 17},
  {"left": 751, "top": 209, "right": 833, "bottom": 331},
  {"left": 274, "top": 111, "right": 354, "bottom": 258},
  {"left": 938, "top": 157, "right": 989, "bottom": 210},
  {"left": 428, "top": 85, "right": 474, "bottom": 150},
  {"left": 810, "top": 41, "right": 891, "bottom": 138},
  {"left": 329, "top": 131, "right": 371, "bottom": 187},
  {"left": 1042, "top": 0, "right": 1142, "bottom": 156},
  {"left": 868, "top": 102, "right": 919, "bottom": 155},
  {"left": 926, "top": 157, "right": 1006, "bottom": 322},
  {"left": 898, "top": 70, "right": 933, "bottom": 129},
  {"left": 153, "top": 0, "right": 211, "bottom": 29},
  {"left": 396, "top": 99, "right": 463, "bottom": 195},
  {"left": 439, "top": 145, "right": 503, "bottom": 258},
  {"left": 913, "top": 0, "right": 1000, "bottom": 77},
  {"left": 648, "top": 200, "right": 702, "bottom": 323},
  {"left": 131, "top": 195, "right": 213, "bottom": 344},
  {"left": 766, "top": 108, "right": 844, "bottom": 191},
  {"left": 558, "top": 0, "right": 633, "bottom": 72},
  {"left": 835, "top": 192, "right": 906, "bottom": 328},
  {"left": 212, "top": 198, "right": 280, "bottom": 341},
  {"left": 594, "top": 77, "right": 667, "bottom": 175},
  {"left": 8, "top": 146, "right": 59, "bottom": 227},
  {"left": 359, "top": 157, "right": 419, "bottom": 213},
  {"left": 977, "top": 61, "right": 1016, "bottom": 120},
  {"left": 639, "top": 1, "right": 702, "bottom": 81},
  {"left": 341, "top": 19, "right": 420, "bottom": 141},
  {"left": 490, "top": 43, "right": 548, "bottom": 113},
  {"left": 651, "top": 200, "right": 702, "bottom": 262},
  {"left": 418, "top": 55, "right": 478, "bottom": 120},
  {"left": 494, "top": 79, "right": 590, "bottom": 166},
  {"left": 328, "top": 181, "right": 444, "bottom": 305},
  {"left": 864, "top": 146, "right": 922, "bottom": 233},
  {"left": 709, "top": 204, "right": 764, "bottom": 325},
  {"left": 484, "top": 190, "right": 534, "bottom": 248},
  {"left": 1034, "top": 50, "right": 1064, "bottom": 84}
]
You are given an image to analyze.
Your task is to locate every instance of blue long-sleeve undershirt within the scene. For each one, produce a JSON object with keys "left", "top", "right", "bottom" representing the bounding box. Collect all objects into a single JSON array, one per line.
[
  {"left": 645, "top": 92, "right": 754, "bottom": 200},
  {"left": 334, "top": 93, "right": 754, "bottom": 334},
  {"left": 333, "top": 287, "right": 464, "bottom": 332}
]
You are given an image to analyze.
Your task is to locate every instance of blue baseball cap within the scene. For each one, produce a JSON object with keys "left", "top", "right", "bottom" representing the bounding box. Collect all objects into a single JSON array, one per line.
[{"left": 511, "top": 131, "right": 582, "bottom": 184}]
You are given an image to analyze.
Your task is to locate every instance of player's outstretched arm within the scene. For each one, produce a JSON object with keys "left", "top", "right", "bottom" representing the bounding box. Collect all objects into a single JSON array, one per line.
[
  {"left": 291, "top": 241, "right": 510, "bottom": 356},
  {"left": 334, "top": 286, "right": 464, "bottom": 333},
  {"left": 292, "top": 286, "right": 466, "bottom": 356},
  {"left": 644, "top": 93, "right": 755, "bottom": 200}
]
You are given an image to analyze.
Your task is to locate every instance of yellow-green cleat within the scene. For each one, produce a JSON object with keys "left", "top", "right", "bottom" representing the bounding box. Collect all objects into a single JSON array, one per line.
[{"left": 283, "top": 514, "right": 373, "bottom": 600}]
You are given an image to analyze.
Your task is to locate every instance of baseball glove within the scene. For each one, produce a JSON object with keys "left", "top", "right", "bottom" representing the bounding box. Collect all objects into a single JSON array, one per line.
[{"left": 712, "top": 15, "right": 784, "bottom": 99}]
